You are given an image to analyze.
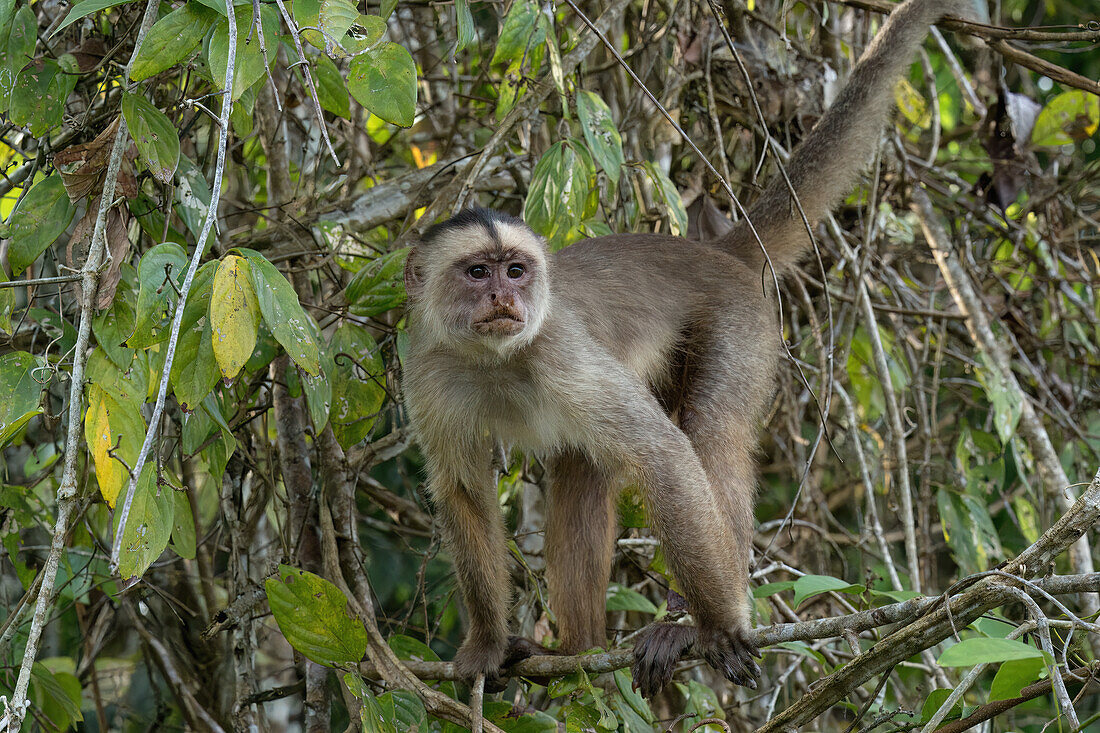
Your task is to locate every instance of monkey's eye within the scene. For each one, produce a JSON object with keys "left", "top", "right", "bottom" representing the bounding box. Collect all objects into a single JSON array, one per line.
[
  {"left": 506, "top": 264, "right": 525, "bottom": 279},
  {"left": 467, "top": 265, "right": 490, "bottom": 279}
]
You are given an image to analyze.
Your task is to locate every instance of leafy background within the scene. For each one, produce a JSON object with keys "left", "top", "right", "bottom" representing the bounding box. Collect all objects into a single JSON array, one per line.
[{"left": 0, "top": 0, "right": 1098, "bottom": 731}]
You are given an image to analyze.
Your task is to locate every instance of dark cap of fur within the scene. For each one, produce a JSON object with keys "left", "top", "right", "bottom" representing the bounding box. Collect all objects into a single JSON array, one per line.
[{"left": 421, "top": 208, "right": 529, "bottom": 246}]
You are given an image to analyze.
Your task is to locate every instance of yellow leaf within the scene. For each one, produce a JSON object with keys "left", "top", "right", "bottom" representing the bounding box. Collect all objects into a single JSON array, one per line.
[
  {"left": 210, "top": 254, "right": 260, "bottom": 380},
  {"left": 84, "top": 384, "right": 144, "bottom": 508}
]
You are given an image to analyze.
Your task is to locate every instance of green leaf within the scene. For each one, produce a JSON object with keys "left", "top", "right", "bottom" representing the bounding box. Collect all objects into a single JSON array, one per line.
[
  {"left": 937, "top": 488, "right": 1003, "bottom": 574},
  {"left": 210, "top": 254, "right": 260, "bottom": 380},
  {"left": 752, "top": 580, "right": 795, "bottom": 598},
  {"left": 122, "top": 92, "right": 180, "bottom": 184},
  {"left": 312, "top": 54, "right": 351, "bottom": 119},
  {"left": 7, "top": 175, "right": 75, "bottom": 275},
  {"left": 605, "top": 584, "right": 658, "bottom": 614},
  {"left": 265, "top": 564, "right": 369, "bottom": 665},
  {"left": 492, "top": 0, "right": 542, "bottom": 66},
  {"left": 379, "top": 0, "right": 396, "bottom": 20},
  {"left": 454, "top": 0, "right": 475, "bottom": 52},
  {"left": 207, "top": 4, "right": 279, "bottom": 101},
  {"left": 641, "top": 161, "right": 688, "bottom": 237},
  {"left": 0, "top": 6, "right": 37, "bottom": 110},
  {"left": 577, "top": 90, "right": 623, "bottom": 186},
  {"left": 328, "top": 323, "right": 384, "bottom": 448},
  {"left": 1032, "top": 90, "right": 1099, "bottom": 147},
  {"left": 919, "top": 688, "right": 962, "bottom": 723},
  {"left": 93, "top": 267, "right": 138, "bottom": 369},
  {"left": 131, "top": 2, "right": 218, "bottom": 82},
  {"left": 85, "top": 383, "right": 146, "bottom": 507},
  {"left": 30, "top": 662, "right": 83, "bottom": 731},
  {"left": 238, "top": 249, "right": 321, "bottom": 375},
  {"left": 388, "top": 634, "right": 442, "bottom": 662},
  {"left": 937, "top": 637, "right": 1045, "bottom": 667},
  {"left": 170, "top": 488, "right": 197, "bottom": 559},
  {"left": 612, "top": 669, "right": 654, "bottom": 724},
  {"left": 989, "top": 656, "right": 1044, "bottom": 701},
  {"left": 127, "top": 243, "right": 188, "bottom": 349},
  {"left": 53, "top": 0, "right": 137, "bottom": 35},
  {"left": 347, "top": 41, "right": 418, "bottom": 127},
  {"left": 9, "top": 55, "right": 79, "bottom": 136},
  {"left": 353, "top": 685, "right": 428, "bottom": 733},
  {"left": 87, "top": 347, "right": 145, "bottom": 407},
  {"left": 345, "top": 248, "right": 408, "bottom": 317},
  {"left": 319, "top": 0, "right": 358, "bottom": 45},
  {"left": 976, "top": 351, "right": 1021, "bottom": 443},
  {"left": 524, "top": 141, "right": 591, "bottom": 249},
  {"left": 492, "top": 709, "right": 560, "bottom": 733},
  {"left": 171, "top": 317, "right": 220, "bottom": 411},
  {"left": 789, "top": 575, "right": 864, "bottom": 610},
  {"left": 115, "top": 465, "right": 175, "bottom": 579},
  {"left": 175, "top": 157, "right": 213, "bottom": 241},
  {"left": 302, "top": 317, "right": 333, "bottom": 430},
  {"left": 0, "top": 351, "right": 44, "bottom": 446}
]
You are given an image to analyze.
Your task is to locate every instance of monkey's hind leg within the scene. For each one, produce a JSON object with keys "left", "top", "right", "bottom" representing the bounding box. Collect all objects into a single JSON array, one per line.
[
  {"left": 545, "top": 449, "right": 618, "bottom": 654},
  {"left": 673, "top": 322, "right": 777, "bottom": 689}
]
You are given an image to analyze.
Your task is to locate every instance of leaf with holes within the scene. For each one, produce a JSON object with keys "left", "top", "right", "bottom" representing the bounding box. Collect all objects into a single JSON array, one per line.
[
  {"left": 577, "top": 90, "right": 623, "bottom": 186},
  {"left": 266, "top": 565, "right": 369, "bottom": 666},
  {"left": 122, "top": 92, "right": 180, "bottom": 184},
  {"left": 115, "top": 465, "right": 174, "bottom": 579}
]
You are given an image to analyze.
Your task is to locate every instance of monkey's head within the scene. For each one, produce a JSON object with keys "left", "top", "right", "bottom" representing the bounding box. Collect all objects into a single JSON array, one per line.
[{"left": 405, "top": 208, "right": 550, "bottom": 355}]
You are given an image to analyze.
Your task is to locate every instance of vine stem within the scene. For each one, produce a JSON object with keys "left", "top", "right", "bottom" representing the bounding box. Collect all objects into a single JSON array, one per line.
[
  {"left": 109, "top": 3, "right": 237, "bottom": 571},
  {"left": 0, "top": 2, "right": 161, "bottom": 727}
]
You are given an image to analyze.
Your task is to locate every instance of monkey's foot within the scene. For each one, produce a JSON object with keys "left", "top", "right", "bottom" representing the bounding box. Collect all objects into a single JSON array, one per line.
[
  {"left": 631, "top": 623, "right": 698, "bottom": 698},
  {"left": 455, "top": 635, "right": 557, "bottom": 692},
  {"left": 697, "top": 625, "right": 762, "bottom": 690}
]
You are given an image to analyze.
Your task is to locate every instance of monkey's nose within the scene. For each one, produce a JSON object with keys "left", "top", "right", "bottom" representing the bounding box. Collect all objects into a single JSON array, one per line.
[{"left": 489, "top": 292, "right": 497, "bottom": 301}]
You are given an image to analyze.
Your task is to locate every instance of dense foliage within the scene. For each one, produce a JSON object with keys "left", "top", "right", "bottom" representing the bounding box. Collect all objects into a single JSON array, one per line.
[{"left": 0, "top": 0, "right": 1098, "bottom": 730}]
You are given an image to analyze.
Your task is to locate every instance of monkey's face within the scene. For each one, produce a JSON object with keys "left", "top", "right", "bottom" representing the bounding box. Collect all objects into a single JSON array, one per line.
[{"left": 407, "top": 211, "right": 550, "bottom": 354}]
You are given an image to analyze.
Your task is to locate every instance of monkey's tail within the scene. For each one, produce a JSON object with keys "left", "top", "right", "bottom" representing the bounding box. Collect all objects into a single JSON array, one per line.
[{"left": 715, "top": 0, "right": 976, "bottom": 274}]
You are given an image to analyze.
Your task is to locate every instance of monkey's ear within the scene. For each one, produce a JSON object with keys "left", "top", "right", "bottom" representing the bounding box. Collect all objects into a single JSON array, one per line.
[{"left": 404, "top": 247, "right": 425, "bottom": 297}]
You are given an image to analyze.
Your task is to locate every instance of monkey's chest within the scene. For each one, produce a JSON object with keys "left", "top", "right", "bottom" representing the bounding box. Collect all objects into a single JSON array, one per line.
[{"left": 469, "top": 373, "right": 566, "bottom": 451}]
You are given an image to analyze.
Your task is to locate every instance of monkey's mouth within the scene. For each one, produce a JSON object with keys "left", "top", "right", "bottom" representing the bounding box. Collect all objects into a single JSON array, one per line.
[{"left": 473, "top": 312, "right": 525, "bottom": 335}]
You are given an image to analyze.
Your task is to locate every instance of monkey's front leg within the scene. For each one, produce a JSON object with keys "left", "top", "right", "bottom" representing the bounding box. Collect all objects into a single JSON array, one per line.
[{"left": 430, "top": 471, "right": 514, "bottom": 682}]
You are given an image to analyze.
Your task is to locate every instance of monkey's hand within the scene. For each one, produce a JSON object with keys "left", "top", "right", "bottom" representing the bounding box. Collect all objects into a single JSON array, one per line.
[
  {"left": 696, "top": 625, "right": 762, "bottom": 691},
  {"left": 631, "top": 623, "right": 761, "bottom": 697}
]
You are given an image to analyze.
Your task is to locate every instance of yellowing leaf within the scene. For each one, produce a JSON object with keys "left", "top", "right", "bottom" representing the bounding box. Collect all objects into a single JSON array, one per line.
[
  {"left": 210, "top": 255, "right": 260, "bottom": 380},
  {"left": 84, "top": 384, "right": 145, "bottom": 507}
]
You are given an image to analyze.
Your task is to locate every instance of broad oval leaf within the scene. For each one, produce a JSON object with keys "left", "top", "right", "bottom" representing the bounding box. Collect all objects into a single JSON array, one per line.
[
  {"left": 210, "top": 254, "right": 260, "bottom": 380},
  {"left": 790, "top": 575, "right": 864, "bottom": 610},
  {"left": 347, "top": 41, "right": 417, "bottom": 127},
  {"left": 492, "top": 0, "right": 542, "bottom": 66},
  {"left": 937, "top": 637, "right": 1045, "bottom": 667},
  {"left": 605, "top": 584, "right": 658, "bottom": 614},
  {"left": 122, "top": 92, "right": 180, "bottom": 184},
  {"left": 319, "top": 0, "right": 358, "bottom": 46},
  {"left": 0, "top": 351, "right": 45, "bottom": 446},
  {"left": 10, "top": 55, "right": 78, "bottom": 136},
  {"left": 523, "top": 141, "right": 591, "bottom": 249},
  {"left": 313, "top": 54, "right": 351, "bottom": 119},
  {"left": 115, "top": 465, "right": 174, "bottom": 579},
  {"left": 345, "top": 248, "right": 408, "bottom": 317},
  {"left": 577, "top": 90, "right": 623, "bottom": 186},
  {"left": 131, "top": 2, "right": 217, "bottom": 82},
  {"left": 8, "top": 175, "right": 75, "bottom": 275},
  {"left": 265, "top": 564, "right": 369, "bottom": 665},
  {"left": 989, "top": 656, "right": 1045, "bottom": 701},
  {"left": 329, "top": 323, "right": 384, "bottom": 448},
  {"left": 127, "top": 242, "right": 187, "bottom": 349},
  {"left": 1032, "top": 89, "right": 1100, "bottom": 147},
  {"left": 238, "top": 249, "right": 320, "bottom": 375},
  {"left": 207, "top": 4, "right": 279, "bottom": 101},
  {"left": 85, "top": 382, "right": 145, "bottom": 507}
]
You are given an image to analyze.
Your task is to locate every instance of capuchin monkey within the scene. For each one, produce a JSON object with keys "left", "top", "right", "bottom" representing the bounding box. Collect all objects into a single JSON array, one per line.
[{"left": 403, "top": 0, "right": 986, "bottom": 697}]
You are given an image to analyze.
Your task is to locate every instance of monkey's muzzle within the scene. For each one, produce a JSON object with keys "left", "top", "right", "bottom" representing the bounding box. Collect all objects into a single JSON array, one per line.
[{"left": 473, "top": 308, "right": 525, "bottom": 336}]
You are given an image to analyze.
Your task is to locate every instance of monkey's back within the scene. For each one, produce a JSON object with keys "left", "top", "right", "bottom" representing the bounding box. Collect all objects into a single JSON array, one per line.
[{"left": 551, "top": 234, "right": 779, "bottom": 390}]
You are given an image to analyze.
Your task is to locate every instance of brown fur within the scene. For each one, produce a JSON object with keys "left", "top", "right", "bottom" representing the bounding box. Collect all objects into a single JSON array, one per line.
[{"left": 402, "top": 0, "right": 980, "bottom": 697}]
